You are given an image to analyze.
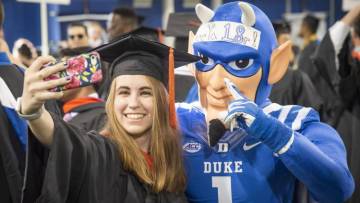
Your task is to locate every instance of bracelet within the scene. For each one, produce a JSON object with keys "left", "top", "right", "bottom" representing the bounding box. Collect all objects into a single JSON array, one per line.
[
  {"left": 15, "top": 97, "right": 43, "bottom": 121},
  {"left": 274, "top": 132, "right": 295, "bottom": 157}
]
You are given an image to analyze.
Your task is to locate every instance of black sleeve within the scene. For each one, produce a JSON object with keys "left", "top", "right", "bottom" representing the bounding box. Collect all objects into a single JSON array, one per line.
[
  {"left": 0, "top": 64, "right": 26, "bottom": 203},
  {"left": 312, "top": 33, "right": 340, "bottom": 91},
  {"left": 293, "top": 70, "right": 323, "bottom": 112},
  {"left": 0, "top": 105, "right": 23, "bottom": 203},
  {"left": 337, "top": 35, "right": 360, "bottom": 111},
  {"left": 22, "top": 113, "right": 122, "bottom": 203},
  {"left": 311, "top": 32, "right": 347, "bottom": 126}
]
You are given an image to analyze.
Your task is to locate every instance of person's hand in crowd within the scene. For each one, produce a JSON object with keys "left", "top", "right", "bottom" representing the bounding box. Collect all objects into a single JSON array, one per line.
[
  {"left": 21, "top": 56, "right": 69, "bottom": 115},
  {"left": 342, "top": 4, "right": 360, "bottom": 26}
]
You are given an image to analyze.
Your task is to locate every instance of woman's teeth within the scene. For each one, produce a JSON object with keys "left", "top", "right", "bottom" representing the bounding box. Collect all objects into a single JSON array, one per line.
[{"left": 125, "top": 114, "right": 145, "bottom": 119}]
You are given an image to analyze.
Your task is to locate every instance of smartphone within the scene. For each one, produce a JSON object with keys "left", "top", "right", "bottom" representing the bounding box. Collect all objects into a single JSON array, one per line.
[{"left": 44, "top": 52, "right": 102, "bottom": 92}]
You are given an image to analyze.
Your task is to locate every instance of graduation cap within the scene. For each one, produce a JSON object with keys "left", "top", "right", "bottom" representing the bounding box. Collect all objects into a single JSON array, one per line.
[
  {"left": 94, "top": 34, "right": 200, "bottom": 128},
  {"left": 165, "top": 12, "right": 201, "bottom": 51},
  {"left": 165, "top": 12, "right": 201, "bottom": 37}
]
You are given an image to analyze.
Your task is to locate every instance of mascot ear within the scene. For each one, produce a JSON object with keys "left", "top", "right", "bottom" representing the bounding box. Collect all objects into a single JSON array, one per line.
[
  {"left": 268, "top": 40, "right": 292, "bottom": 84},
  {"left": 188, "top": 31, "right": 196, "bottom": 76}
]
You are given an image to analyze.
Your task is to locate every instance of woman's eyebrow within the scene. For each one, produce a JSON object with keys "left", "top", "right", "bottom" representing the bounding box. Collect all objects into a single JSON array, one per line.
[
  {"left": 116, "top": 86, "right": 130, "bottom": 91},
  {"left": 139, "top": 86, "right": 152, "bottom": 91}
]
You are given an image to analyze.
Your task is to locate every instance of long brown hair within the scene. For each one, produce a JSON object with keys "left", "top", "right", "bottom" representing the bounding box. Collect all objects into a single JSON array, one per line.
[{"left": 105, "top": 76, "right": 186, "bottom": 193}]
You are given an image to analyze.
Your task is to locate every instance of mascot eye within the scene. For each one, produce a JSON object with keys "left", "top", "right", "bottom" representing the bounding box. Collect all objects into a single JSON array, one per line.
[
  {"left": 229, "top": 59, "right": 254, "bottom": 70},
  {"left": 199, "top": 53, "right": 214, "bottom": 65}
]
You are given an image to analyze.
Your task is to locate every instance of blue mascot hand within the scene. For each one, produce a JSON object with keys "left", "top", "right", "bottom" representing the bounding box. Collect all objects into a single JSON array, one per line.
[
  {"left": 223, "top": 78, "right": 260, "bottom": 132},
  {"left": 223, "top": 78, "right": 294, "bottom": 154}
]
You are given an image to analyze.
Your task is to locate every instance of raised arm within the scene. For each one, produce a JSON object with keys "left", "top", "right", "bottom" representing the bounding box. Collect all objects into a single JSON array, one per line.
[
  {"left": 341, "top": 4, "right": 360, "bottom": 26},
  {"left": 18, "top": 56, "right": 69, "bottom": 146},
  {"left": 329, "top": 4, "right": 360, "bottom": 57},
  {"left": 224, "top": 79, "right": 354, "bottom": 202},
  {"left": 280, "top": 121, "right": 354, "bottom": 202}
]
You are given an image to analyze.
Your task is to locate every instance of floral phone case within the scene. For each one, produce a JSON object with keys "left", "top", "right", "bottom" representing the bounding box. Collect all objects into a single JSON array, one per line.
[{"left": 44, "top": 52, "right": 102, "bottom": 92}]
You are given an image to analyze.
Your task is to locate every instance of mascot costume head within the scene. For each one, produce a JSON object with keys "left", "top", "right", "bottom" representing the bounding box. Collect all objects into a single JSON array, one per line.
[{"left": 190, "top": 1, "right": 292, "bottom": 123}]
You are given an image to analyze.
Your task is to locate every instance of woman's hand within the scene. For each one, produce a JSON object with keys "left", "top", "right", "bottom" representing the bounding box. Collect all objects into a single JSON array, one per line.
[{"left": 21, "top": 56, "right": 69, "bottom": 115}]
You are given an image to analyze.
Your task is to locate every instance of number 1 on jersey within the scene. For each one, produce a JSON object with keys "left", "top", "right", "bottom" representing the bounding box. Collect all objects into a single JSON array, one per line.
[{"left": 212, "top": 176, "right": 232, "bottom": 203}]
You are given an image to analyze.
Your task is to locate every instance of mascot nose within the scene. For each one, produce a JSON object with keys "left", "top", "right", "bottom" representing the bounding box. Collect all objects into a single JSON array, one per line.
[{"left": 208, "top": 64, "right": 227, "bottom": 91}]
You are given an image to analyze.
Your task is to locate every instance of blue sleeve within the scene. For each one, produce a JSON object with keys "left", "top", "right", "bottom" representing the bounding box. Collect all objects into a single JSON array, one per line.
[{"left": 280, "top": 122, "right": 354, "bottom": 203}]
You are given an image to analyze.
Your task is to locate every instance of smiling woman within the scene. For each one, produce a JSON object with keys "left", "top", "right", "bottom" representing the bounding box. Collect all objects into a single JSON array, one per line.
[
  {"left": 20, "top": 35, "right": 200, "bottom": 203},
  {"left": 113, "top": 75, "right": 154, "bottom": 138},
  {"left": 106, "top": 74, "right": 182, "bottom": 190}
]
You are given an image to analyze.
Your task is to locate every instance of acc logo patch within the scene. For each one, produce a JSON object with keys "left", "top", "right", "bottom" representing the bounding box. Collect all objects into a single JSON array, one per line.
[{"left": 183, "top": 142, "right": 202, "bottom": 153}]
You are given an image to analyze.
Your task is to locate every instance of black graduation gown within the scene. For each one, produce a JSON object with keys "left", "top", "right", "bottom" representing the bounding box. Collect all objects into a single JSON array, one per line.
[
  {"left": 335, "top": 35, "right": 360, "bottom": 203},
  {"left": 270, "top": 68, "right": 323, "bottom": 112},
  {"left": 312, "top": 32, "right": 360, "bottom": 203},
  {"left": 0, "top": 64, "right": 25, "bottom": 203},
  {"left": 0, "top": 106, "right": 23, "bottom": 203},
  {"left": 66, "top": 102, "right": 107, "bottom": 132},
  {"left": 22, "top": 113, "right": 187, "bottom": 203},
  {"left": 298, "top": 40, "right": 319, "bottom": 82}
]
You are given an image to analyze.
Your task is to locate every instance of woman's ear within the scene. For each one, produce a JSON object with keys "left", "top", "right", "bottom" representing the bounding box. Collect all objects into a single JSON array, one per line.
[
  {"left": 187, "top": 31, "right": 196, "bottom": 76},
  {"left": 268, "top": 40, "right": 292, "bottom": 84}
]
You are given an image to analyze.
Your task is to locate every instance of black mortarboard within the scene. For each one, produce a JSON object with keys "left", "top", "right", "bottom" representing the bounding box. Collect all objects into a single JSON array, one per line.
[
  {"left": 93, "top": 34, "right": 200, "bottom": 128},
  {"left": 95, "top": 34, "right": 199, "bottom": 83},
  {"left": 165, "top": 12, "right": 201, "bottom": 37},
  {"left": 165, "top": 12, "right": 200, "bottom": 51}
]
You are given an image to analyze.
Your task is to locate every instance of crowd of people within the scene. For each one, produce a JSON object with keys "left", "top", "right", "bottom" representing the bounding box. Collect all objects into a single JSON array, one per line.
[{"left": 0, "top": 1, "right": 360, "bottom": 203}]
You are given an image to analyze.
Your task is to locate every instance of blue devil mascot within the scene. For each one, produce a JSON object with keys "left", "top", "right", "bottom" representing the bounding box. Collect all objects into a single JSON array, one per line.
[{"left": 177, "top": 1, "right": 354, "bottom": 202}]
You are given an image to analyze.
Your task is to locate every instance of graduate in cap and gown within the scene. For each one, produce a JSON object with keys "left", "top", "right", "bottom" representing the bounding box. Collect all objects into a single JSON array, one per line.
[
  {"left": 312, "top": 5, "right": 360, "bottom": 203},
  {"left": 269, "top": 21, "right": 323, "bottom": 112},
  {"left": 20, "top": 35, "right": 199, "bottom": 203}
]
